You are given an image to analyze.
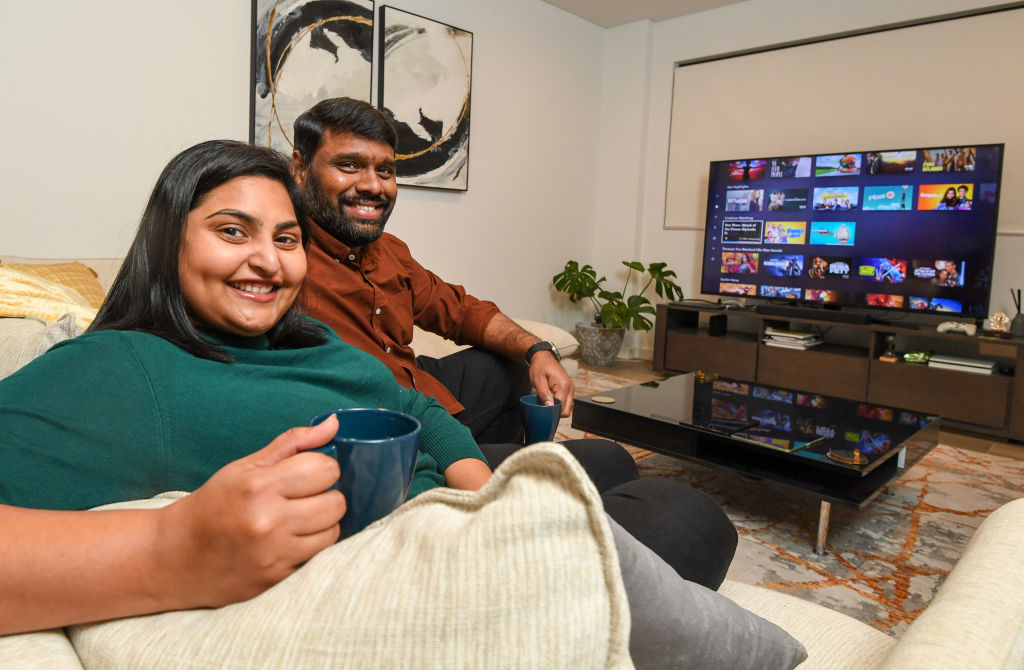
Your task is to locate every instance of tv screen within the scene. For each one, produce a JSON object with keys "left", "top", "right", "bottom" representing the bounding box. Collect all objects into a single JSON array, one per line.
[{"left": 699, "top": 144, "right": 1004, "bottom": 317}]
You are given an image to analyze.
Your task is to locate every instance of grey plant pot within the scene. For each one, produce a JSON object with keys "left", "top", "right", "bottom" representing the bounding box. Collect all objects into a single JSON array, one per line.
[{"left": 574, "top": 322, "right": 626, "bottom": 366}]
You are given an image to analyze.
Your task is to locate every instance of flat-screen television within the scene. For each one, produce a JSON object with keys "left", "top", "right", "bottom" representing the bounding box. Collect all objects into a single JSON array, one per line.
[{"left": 699, "top": 144, "right": 1004, "bottom": 318}]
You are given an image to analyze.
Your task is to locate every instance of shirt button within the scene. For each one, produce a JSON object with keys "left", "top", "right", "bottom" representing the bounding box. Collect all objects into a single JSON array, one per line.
[
  {"left": 374, "top": 307, "right": 382, "bottom": 315},
  {"left": 386, "top": 346, "right": 392, "bottom": 353},
  {"left": 348, "top": 254, "right": 356, "bottom": 261}
]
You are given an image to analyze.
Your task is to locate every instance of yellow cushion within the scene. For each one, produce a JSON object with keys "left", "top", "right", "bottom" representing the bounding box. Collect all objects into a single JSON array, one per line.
[
  {"left": 0, "top": 261, "right": 106, "bottom": 309},
  {"left": 0, "top": 267, "right": 98, "bottom": 326}
]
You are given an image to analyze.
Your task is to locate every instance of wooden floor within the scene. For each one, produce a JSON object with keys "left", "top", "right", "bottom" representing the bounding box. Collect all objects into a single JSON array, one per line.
[{"left": 580, "top": 358, "right": 1024, "bottom": 461}]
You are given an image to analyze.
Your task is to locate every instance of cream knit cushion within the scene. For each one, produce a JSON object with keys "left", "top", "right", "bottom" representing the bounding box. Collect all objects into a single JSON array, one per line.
[{"left": 68, "top": 444, "right": 633, "bottom": 670}]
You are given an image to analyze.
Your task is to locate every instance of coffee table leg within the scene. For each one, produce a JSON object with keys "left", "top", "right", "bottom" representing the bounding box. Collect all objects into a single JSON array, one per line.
[{"left": 815, "top": 501, "right": 831, "bottom": 555}]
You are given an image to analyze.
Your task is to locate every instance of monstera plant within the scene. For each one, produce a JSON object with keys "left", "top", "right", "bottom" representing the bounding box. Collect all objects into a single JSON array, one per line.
[{"left": 553, "top": 260, "right": 684, "bottom": 365}]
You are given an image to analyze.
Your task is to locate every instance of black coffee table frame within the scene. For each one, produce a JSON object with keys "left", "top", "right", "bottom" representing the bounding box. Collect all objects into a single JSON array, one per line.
[{"left": 572, "top": 374, "right": 940, "bottom": 553}]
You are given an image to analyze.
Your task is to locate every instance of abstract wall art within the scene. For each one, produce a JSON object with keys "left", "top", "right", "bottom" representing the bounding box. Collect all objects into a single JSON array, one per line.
[
  {"left": 378, "top": 7, "right": 473, "bottom": 190},
  {"left": 251, "top": 0, "right": 374, "bottom": 151}
]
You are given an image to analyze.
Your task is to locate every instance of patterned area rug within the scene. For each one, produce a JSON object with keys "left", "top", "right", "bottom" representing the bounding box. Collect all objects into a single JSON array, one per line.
[{"left": 559, "top": 368, "right": 1024, "bottom": 637}]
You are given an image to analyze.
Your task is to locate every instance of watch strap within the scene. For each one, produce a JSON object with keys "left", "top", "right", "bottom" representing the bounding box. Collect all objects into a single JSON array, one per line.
[{"left": 525, "top": 341, "right": 560, "bottom": 366}]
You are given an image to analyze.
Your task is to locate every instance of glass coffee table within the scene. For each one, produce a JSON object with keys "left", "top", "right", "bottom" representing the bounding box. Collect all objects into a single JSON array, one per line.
[{"left": 572, "top": 373, "right": 940, "bottom": 553}]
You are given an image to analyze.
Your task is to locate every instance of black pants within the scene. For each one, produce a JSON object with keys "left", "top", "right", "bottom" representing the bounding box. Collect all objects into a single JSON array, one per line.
[
  {"left": 417, "top": 347, "right": 530, "bottom": 444},
  {"left": 420, "top": 347, "right": 737, "bottom": 589},
  {"left": 480, "top": 441, "right": 737, "bottom": 590}
]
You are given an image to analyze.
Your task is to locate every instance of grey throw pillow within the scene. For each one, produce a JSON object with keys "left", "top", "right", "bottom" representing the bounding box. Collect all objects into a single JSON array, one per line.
[{"left": 609, "top": 518, "right": 807, "bottom": 669}]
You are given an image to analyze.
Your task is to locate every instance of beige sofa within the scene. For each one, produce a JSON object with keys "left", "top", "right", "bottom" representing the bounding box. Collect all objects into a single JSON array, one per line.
[{"left": 2, "top": 256, "right": 1024, "bottom": 669}]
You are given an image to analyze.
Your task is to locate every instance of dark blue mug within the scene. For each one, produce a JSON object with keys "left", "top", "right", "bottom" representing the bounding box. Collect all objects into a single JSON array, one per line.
[
  {"left": 520, "top": 394, "right": 562, "bottom": 444},
  {"left": 309, "top": 408, "right": 421, "bottom": 539}
]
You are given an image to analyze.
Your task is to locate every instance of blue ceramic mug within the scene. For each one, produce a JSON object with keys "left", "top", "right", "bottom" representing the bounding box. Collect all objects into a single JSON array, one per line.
[
  {"left": 520, "top": 394, "right": 562, "bottom": 444},
  {"left": 309, "top": 408, "right": 421, "bottom": 539}
]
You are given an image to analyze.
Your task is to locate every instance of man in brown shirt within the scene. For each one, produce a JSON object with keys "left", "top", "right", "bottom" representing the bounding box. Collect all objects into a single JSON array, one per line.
[
  {"left": 287, "top": 98, "right": 738, "bottom": 587},
  {"left": 291, "top": 98, "right": 574, "bottom": 445}
]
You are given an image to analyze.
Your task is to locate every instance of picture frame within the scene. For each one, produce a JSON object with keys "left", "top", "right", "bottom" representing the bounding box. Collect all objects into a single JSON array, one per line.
[
  {"left": 250, "top": 0, "right": 375, "bottom": 151},
  {"left": 378, "top": 6, "right": 473, "bottom": 190}
]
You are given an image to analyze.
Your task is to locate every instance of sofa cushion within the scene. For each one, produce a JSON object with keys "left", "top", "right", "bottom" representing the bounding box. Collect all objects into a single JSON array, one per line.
[
  {"left": 719, "top": 580, "right": 894, "bottom": 670},
  {"left": 68, "top": 444, "right": 634, "bottom": 670},
  {"left": 0, "top": 313, "right": 86, "bottom": 380},
  {"left": 411, "top": 318, "right": 580, "bottom": 360},
  {"left": 0, "top": 260, "right": 106, "bottom": 309},
  {"left": 0, "top": 268, "right": 98, "bottom": 326}
]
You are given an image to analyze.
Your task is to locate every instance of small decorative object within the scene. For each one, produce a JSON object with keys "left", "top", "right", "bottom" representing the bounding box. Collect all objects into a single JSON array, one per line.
[
  {"left": 553, "top": 260, "right": 685, "bottom": 366},
  {"left": 828, "top": 448, "right": 864, "bottom": 465},
  {"left": 903, "top": 351, "right": 931, "bottom": 365},
  {"left": 1011, "top": 289, "right": 1024, "bottom": 337},
  {"left": 251, "top": 0, "right": 375, "bottom": 150},
  {"left": 694, "top": 370, "right": 718, "bottom": 382},
  {"left": 379, "top": 7, "right": 473, "bottom": 190},
  {"left": 879, "top": 334, "right": 898, "bottom": 363}
]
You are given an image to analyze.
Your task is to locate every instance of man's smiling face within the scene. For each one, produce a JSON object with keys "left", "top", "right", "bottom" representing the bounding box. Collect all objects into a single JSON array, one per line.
[{"left": 293, "top": 129, "right": 398, "bottom": 248}]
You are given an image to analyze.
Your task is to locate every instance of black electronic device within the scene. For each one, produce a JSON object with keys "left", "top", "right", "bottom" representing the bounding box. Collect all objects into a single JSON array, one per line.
[{"left": 698, "top": 144, "right": 1004, "bottom": 320}]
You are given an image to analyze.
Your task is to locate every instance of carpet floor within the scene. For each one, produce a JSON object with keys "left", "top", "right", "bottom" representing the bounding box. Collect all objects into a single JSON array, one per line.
[{"left": 559, "top": 368, "right": 1024, "bottom": 637}]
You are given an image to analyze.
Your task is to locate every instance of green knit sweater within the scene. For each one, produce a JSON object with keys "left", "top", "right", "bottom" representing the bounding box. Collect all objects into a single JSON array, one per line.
[{"left": 0, "top": 322, "right": 485, "bottom": 510}]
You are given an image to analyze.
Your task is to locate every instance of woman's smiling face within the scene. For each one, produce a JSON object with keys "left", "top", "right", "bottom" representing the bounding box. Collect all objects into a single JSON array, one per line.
[{"left": 178, "top": 176, "right": 306, "bottom": 337}]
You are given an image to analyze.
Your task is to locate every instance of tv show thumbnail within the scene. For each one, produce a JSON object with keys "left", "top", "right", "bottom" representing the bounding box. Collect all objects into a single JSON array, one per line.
[
  {"left": 764, "top": 221, "right": 807, "bottom": 244},
  {"left": 752, "top": 409, "right": 792, "bottom": 431},
  {"left": 796, "top": 393, "right": 826, "bottom": 408},
  {"left": 909, "top": 297, "right": 963, "bottom": 312},
  {"left": 812, "top": 187, "right": 859, "bottom": 210},
  {"left": 809, "top": 221, "right": 855, "bottom": 246},
  {"left": 711, "top": 398, "right": 748, "bottom": 420},
  {"left": 922, "top": 147, "right": 976, "bottom": 172},
  {"left": 858, "top": 258, "right": 907, "bottom": 284},
  {"left": 979, "top": 183, "right": 998, "bottom": 205},
  {"left": 767, "top": 188, "right": 808, "bottom": 211},
  {"left": 729, "top": 160, "right": 766, "bottom": 180},
  {"left": 862, "top": 185, "right": 913, "bottom": 211},
  {"left": 770, "top": 156, "right": 812, "bottom": 178},
  {"left": 815, "top": 153, "right": 861, "bottom": 177},
  {"left": 721, "top": 252, "right": 759, "bottom": 274},
  {"left": 726, "top": 187, "right": 765, "bottom": 212},
  {"left": 753, "top": 386, "right": 793, "bottom": 404},
  {"left": 849, "top": 430, "right": 892, "bottom": 458},
  {"left": 762, "top": 254, "right": 803, "bottom": 277},
  {"left": 712, "top": 380, "right": 750, "bottom": 395},
  {"left": 805, "top": 289, "right": 848, "bottom": 303},
  {"left": 918, "top": 184, "right": 973, "bottom": 211},
  {"left": 865, "top": 150, "right": 916, "bottom": 174},
  {"left": 912, "top": 260, "right": 965, "bottom": 286},
  {"left": 865, "top": 293, "right": 904, "bottom": 308},
  {"left": 808, "top": 256, "right": 851, "bottom": 280},
  {"left": 719, "top": 281, "right": 756, "bottom": 296},
  {"left": 760, "top": 285, "right": 801, "bottom": 299},
  {"left": 857, "top": 404, "right": 894, "bottom": 422},
  {"left": 721, "top": 219, "right": 764, "bottom": 244}
]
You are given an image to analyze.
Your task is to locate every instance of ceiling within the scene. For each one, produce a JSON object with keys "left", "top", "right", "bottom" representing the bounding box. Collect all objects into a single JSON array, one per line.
[{"left": 540, "top": 0, "right": 750, "bottom": 28}]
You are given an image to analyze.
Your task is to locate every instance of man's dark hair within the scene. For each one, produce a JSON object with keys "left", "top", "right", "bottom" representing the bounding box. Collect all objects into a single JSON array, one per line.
[
  {"left": 88, "top": 139, "right": 326, "bottom": 361},
  {"left": 293, "top": 97, "right": 398, "bottom": 165}
]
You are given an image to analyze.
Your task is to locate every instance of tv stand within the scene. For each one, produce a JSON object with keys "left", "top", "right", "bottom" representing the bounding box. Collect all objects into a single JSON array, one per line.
[
  {"left": 754, "top": 302, "right": 872, "bottom": 324},
  {"left": 653, "top": 303, "right": 1024, "bottom": 441}
]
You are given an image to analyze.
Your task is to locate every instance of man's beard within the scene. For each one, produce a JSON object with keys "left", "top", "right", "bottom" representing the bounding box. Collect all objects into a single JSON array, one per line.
[{"left": 302, "top": 170, "right": 393, "bottom": 247}]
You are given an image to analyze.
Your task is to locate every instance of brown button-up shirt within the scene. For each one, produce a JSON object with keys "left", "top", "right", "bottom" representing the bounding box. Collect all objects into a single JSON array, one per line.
[{"left": 302, "top": 222, "right": 501, "bottom": 414}]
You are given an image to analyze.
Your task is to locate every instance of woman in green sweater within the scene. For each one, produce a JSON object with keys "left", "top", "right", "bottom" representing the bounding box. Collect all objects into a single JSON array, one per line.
[
  {"left": 0, "top": 142, "right": 769, "bottom": 670},
  {"left": 0, "top": 140, "right": 492, "bottom": 634}
]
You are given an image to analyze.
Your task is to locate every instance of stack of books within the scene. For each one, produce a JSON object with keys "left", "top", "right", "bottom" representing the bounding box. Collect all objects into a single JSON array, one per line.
[
  {"left": 927, "top": 354, "right": 996, "bottom": 375},
  {"left": 763, "top": 327, "right": 823, "bottom": 350}
]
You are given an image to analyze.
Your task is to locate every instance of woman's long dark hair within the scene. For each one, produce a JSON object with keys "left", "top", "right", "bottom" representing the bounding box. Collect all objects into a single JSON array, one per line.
[{"left": 88, "top": 140, "right": 326, "bottom": 361}]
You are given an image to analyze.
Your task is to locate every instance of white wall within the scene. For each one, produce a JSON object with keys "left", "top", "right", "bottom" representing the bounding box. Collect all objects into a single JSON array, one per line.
[
  {"left": 0, "top": 0, "right": 604, "bottom": 325},
  {"left": 594, "top": 0, "right": 1024, "bottom": 356}
]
